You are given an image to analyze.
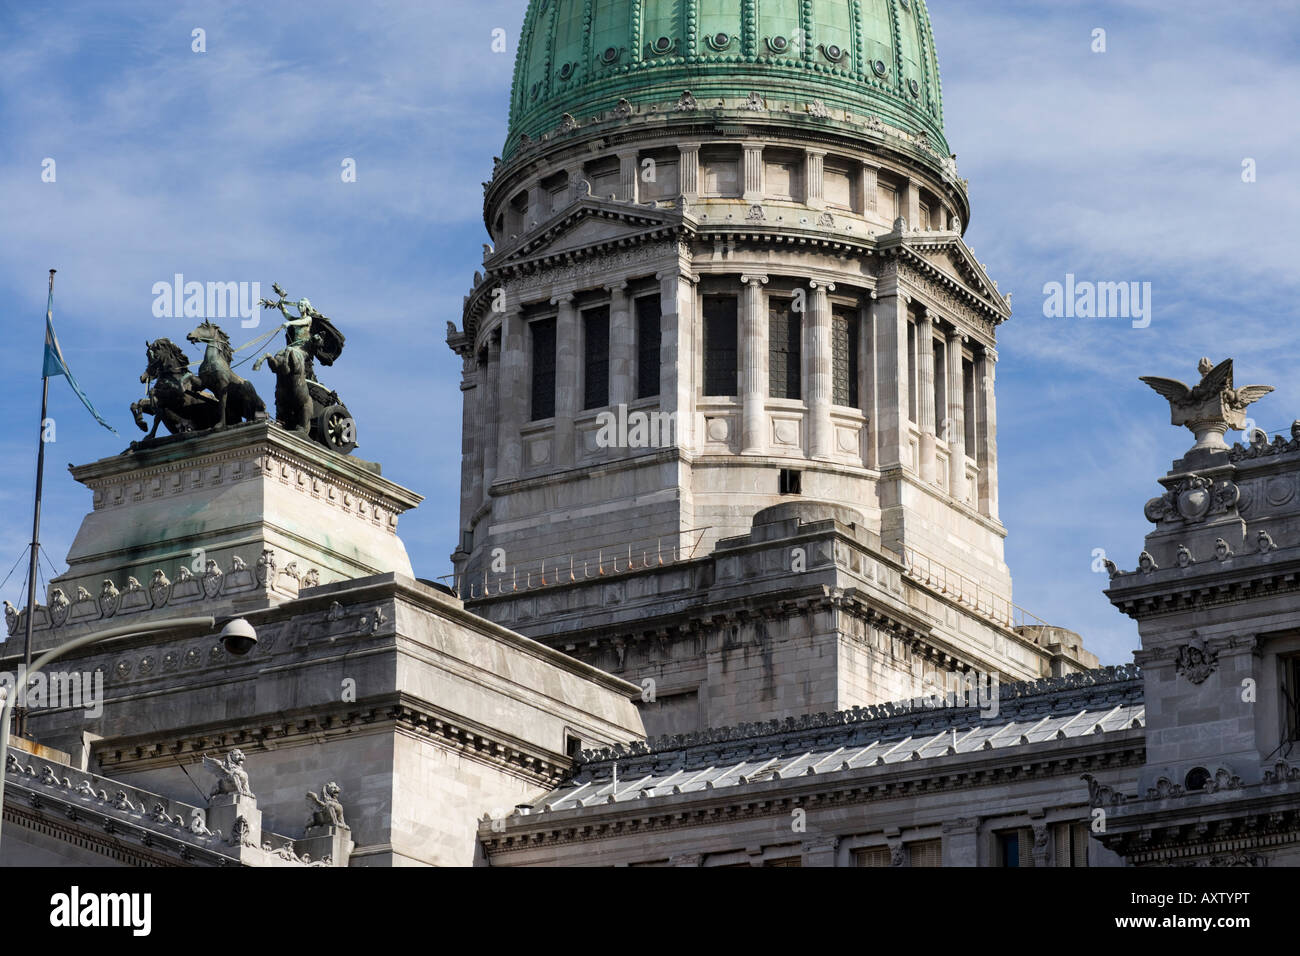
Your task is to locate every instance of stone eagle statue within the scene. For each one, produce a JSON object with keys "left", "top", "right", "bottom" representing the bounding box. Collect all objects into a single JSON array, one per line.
[{"left": 1140, "top": 358, "right": 1273, "bottom": 452}]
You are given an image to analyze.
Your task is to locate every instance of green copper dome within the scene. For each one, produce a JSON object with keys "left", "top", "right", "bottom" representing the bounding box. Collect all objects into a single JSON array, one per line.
[{"left": 505, "top": 0, "right": 947, "bottom": 159}]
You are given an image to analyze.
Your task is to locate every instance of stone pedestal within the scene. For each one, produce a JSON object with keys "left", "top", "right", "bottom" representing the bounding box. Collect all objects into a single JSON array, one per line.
[
  {"left": 297, "top": 824, "right": 354, "bottom": 867},
  {"left": 6, "top": 420, "right": 424, "bottom": 654},
  {"left": 207, "top": 791, "right": 262, "bottom": 847}
]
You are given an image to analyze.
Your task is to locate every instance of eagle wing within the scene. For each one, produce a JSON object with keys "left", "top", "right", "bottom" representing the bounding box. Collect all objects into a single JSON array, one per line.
[
  {"left": 1139, "top": 376, "right": 1191, "bottom": 404},
  {"left": 1235, "top": 385, "right": 1275, "bottom": 406},
  {"left": 1197, "top": 358, "right": 1234, "bottom": 396}
]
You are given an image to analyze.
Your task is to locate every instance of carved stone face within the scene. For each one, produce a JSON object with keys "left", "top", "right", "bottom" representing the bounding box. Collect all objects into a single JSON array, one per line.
[{"left": 229, "top": 749, "right": 245, "bottom": 765}]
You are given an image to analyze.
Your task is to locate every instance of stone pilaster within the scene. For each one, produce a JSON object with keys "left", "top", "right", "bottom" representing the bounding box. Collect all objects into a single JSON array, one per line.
[
  {"left": 496, "top": 307, "right": 526, "bottom": 482},
  {"left": 618, "top": 150, "right": 638, "bottom": 203},
  {"left": 945, "top": 326, "right": 967, "bottom": 503},
  {"left": 741, "top": 274, "right": 770, "bottom": 455},
  {"left": 658, "top": 269, "right": 695, "bottom": 449},
  {"left": 553, "top": 293, "right": 578, "bottom": 467},
  {"left": 607, "top": 281, "right": 633, "bottom": 407},
  {"left": 482, "top": 330, "right": 500, "bottom": 491},
  {"left": 859, "top": 298, "right": 877, "bottom": 468},
  {"left": 807, "top": 280, "right": 834, "bottom": 459},
  {"left": 906, "top": 178, "right": 921, "bottom": 230},
  {"left": 977, "top": 345, "right": 999, "bottom": 519},
  {"left": 801, "top": 834, "right": 839, "bottom": 867},
  {"left": 917, "top": 312, "right": 937, "bottom": 484},
  {"left": 459, "top": 352, "right": 481, "bottom": 537},
  {"left": 861, "top": 163, "right": 878, "bottom": 216},
  {"left": 941, "top": 818, "right": 979, "bottom": 866},
  {"left": 678, "top": 143, "right": 700, "bottom": 201},
  {"left": 873, "top": 292, "right": 910, "bottom": 469},
  {"left": 805, "top": 149, "right": 826, "bottom": 209},
  {"left": 742, "top": 142, "right": 764, "bottom": 203}
]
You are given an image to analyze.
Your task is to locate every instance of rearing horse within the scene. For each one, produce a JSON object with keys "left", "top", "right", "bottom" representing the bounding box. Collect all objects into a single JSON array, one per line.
[
  {"left": 186, "top": 321, "right": 267, "bottom": 428},
  {"left": 130, "top": 338, "right": 221, "bottom": 438}
]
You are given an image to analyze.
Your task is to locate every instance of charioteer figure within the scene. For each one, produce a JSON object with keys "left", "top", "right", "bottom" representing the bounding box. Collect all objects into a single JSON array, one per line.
[{"left": 254, "top": 284, "right": 357, "bottom": 454}]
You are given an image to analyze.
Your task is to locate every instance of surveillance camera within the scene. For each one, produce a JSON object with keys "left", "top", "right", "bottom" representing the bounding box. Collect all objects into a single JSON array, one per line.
[{"left": 219, "top": 618, "right": 258, "bottom": 656}]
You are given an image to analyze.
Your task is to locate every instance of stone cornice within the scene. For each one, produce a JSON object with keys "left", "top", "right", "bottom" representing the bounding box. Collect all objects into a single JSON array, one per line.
[{"left": 1107, "top": 555, "right": 1300, "bottom": 621}]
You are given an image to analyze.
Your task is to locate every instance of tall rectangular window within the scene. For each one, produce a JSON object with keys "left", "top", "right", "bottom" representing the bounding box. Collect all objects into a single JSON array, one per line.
[
  {"left": 998, "top": 829, "right": 1034, "bottom": 868},
  {"left": 636, "top": 295, "right": 662, "bottom": 399},
  {"left": 583, "top": 306, "right": 610, "bottom": 410},
  {"left": 703, "top": 296, "right": 738, "bottom": 396},
  {"left": 1053, "top": 823, "right": 1090, "bottom": 867},
  {"left": 530, "top": 317, "right": 556, "bottom": 420},
  {"left": 768, "top": 300, "right": 802, "bottom": 400},
  {"left": 1285, "top": 655, "right": 1300, "bottom": 742},
  {"left": 853, "top": 846, "right": 891, "bottom": 867},
  {"left": 907, "top": 840, "right": 942, "bottom": 868},
  {"left": 832, "top": 307, "right": 859, "bottom": 407}
]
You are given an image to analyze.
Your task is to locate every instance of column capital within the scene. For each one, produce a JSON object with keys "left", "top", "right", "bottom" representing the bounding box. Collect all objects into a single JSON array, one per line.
[
  {"left": 741, "top": 274, "right": 769, "bottom": 286},
  {"left": 805, "top": 148, "right": 827, "bottom": 158},
  {"left": 656, "top": 270, "right": 699, "bottom": 284},
  {"left": 550, "top": 292, "right": 575, "bottom": 306},
  {"left": 604, "top": 280, "right": 629, "bottom": 294},
  {"left": 982, "top": 345, "right": 999, "bottom": 364},
  {"left": 808, "top": 279, "right": 836, "bottom": 292},
  {"left": 923, "top": 308, "right": 942, "bottom": 325}
]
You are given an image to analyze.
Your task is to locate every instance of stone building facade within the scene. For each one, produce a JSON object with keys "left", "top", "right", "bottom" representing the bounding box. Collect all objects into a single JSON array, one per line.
[{"left": 4, "top": 0, "right": 1298, "bottom": 869}]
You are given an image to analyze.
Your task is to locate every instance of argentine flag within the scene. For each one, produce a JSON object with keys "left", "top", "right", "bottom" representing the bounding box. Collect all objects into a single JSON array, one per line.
[{"left": 42, "top": 285, "right": 117, "bottom": 435}]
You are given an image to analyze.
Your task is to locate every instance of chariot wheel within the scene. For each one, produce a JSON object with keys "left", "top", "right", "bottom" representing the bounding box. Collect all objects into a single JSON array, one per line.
[{"left": 314, "top": 403, "right": 357, "bottom": 454}]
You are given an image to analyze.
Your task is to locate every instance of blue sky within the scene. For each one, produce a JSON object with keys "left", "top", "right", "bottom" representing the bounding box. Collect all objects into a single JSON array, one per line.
[{"left": 0, "top": 0, "right": 1296, "bottom": 665}]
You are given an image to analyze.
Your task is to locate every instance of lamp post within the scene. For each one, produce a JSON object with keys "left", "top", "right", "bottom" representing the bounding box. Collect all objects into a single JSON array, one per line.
[{"left": 0, "top": 615, "right": 220, "bottom": 850}]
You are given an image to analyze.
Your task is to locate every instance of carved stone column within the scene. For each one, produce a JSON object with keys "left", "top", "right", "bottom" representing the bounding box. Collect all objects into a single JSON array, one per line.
[
  {"left": 482, "top": 330, "right": 500, "bottom": 490},
  {"left": 618, "top": 150, "right": 638, "bottom": 203},
  {"left": 807, "top": 280, "right": 835, "bottom": 459},
  {"left": 917, "top": 312, "right": 937, "bottom": 484},
  {"left": 976, "top": 345, "right": 999, "bottom": 519},
  {"left": 945, "top": 326, "right": 967, "bottom": 503},
  {"left": 678, "top": 143, "right": 700, "bottom": 201},
  {"left": 742, "top": 142, "right": 764, "bottom": 203},
  {"left": 741, "top": 274, "right": 770, "bottom": 455},
  {"left": 495, "top": 307, "right": 526, "bottom": 482},
  {"left": 607, "top": 282, "right": 633, "bottom": 407},
  {"left": 805, "top": 149, "right": 826, "bottom": 209},
  {"left": 553, "top": 293, "right": 578, "bottom": 468}
]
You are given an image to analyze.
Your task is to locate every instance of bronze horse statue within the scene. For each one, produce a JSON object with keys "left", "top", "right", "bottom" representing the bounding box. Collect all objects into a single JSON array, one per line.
[
  {"left": 186, "top": 321, "right": 267, "bottom": 428},
  {"left": 130, "top": 338, "right": 221, "bottom": 439}
]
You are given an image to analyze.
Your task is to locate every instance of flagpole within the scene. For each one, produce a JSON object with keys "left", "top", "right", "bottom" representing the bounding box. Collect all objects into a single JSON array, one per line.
[{"left": 17, "top": 269, "right": 55, "bottom": 738}]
